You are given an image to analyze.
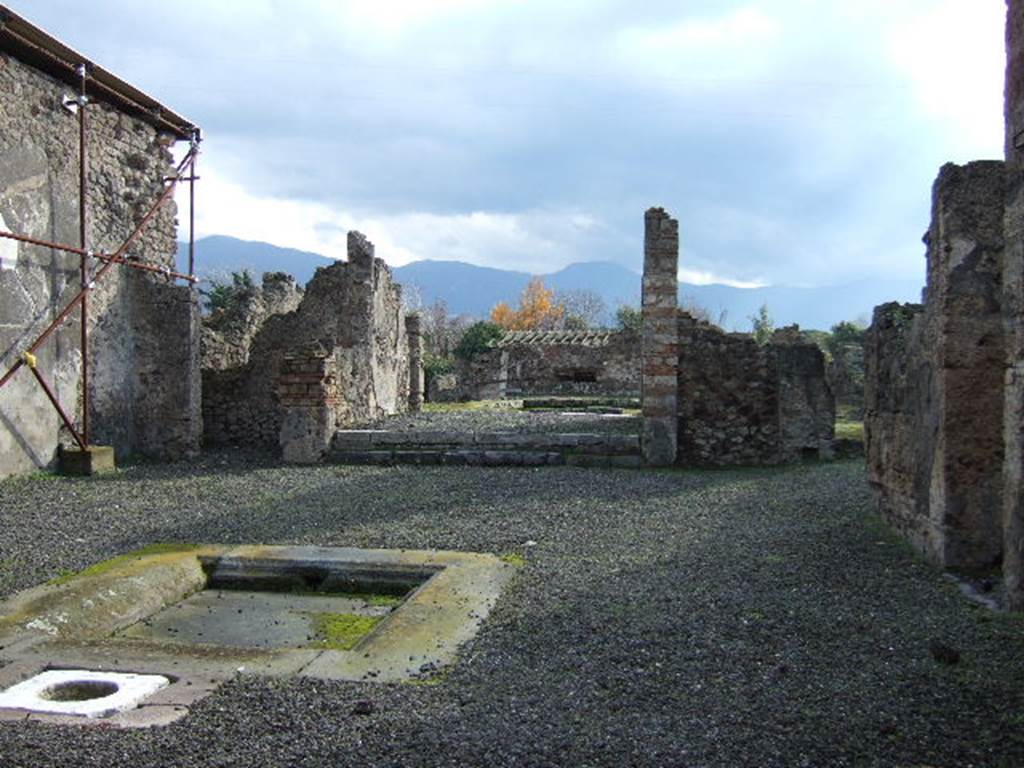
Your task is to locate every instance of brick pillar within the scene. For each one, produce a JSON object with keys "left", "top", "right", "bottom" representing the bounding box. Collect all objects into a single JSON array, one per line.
[
  {"left": 641, "top": 207, "right": 679, "bottom": 466},
  {"left": 277, "top": 342, "right": 340, "bottom": 464},
  {"left": 406, "top": 313, "right": 424, "bottom": 412},
  {"left": 1004, "top": 0, "right": 1024, "bottom": 610}
]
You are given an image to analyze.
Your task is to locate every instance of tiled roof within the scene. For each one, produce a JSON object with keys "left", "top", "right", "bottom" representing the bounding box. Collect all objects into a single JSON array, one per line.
[{"left": 491, "top": 330, "right": 617, "bottom": 348}]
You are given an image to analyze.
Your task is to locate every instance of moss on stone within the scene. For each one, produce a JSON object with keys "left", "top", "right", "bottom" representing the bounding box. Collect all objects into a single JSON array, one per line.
[
  {"left": 46, "top": 542, "right": 203, "bottom": 586},
  {"left": 333, "top": 591, "right": 404, "bottom": 607},
  {"left": 308, "top": 612, "right": 383, "bottom": 650},
  {"left": 499, "top": 553, "right": 526, "bottom": 567}
]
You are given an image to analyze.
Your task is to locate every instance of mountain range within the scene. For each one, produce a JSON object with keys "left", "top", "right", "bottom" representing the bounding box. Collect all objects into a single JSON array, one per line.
[{"left": 176, "top": 235, "right": 923, "bottom": 332}]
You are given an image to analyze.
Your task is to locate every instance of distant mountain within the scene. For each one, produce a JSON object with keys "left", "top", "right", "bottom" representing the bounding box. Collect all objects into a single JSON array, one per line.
[
  {"left": 179, "top": 235, "right": 922, "bottom": 331},
  {"left": 176, "top": 235, "right": 331, "bottom": 287}
]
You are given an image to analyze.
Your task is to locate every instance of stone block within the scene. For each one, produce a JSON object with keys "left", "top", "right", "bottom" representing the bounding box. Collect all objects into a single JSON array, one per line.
[{"left": 59, "top": 445, "right": 116, "bottom": 476}]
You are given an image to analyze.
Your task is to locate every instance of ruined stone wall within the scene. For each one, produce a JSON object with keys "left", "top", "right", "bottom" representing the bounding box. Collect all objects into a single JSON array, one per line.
[
  {"left": 500, "top": 332, "right": 640, "bottom": 398},
  {"left": 1004, "top": 0, "right": 1024, "bottom": 609},
  {"left": 201, "top": 272, "right": 303, "bottom": 371},
  {"left": 864, "top": 303, "right": 933, "bottom": 553},
  {"left": 676, "top": 314, "right": 834, "bottom": 466},
  {"left": 447, "top": 330, "right": 640, "bottom": 400},
  {"left": 202, "top": 232, "right": 410, "bottom": 451},
  {"left": 0, "top": 50, "right": 198, "bottom": 477},
  {"left": 827, "top": 343, "right": 865, "bottom": 417},
  {"left": 866, "top": 161, "right": 1006, "bottom": 571}
]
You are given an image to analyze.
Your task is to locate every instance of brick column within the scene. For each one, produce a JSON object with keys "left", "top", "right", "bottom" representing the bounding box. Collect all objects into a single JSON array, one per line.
[
  {"left": 1004, "top": 0, "right": 1024, "bottom": 610},
  {"left": 277, "top": 342, "right": 340, "bottom": 463},
  {"left": 641, "top": 208, "right": 679, "bottom": 466},
  {"left": 406, "top": 313, "right": 424, "bottom": 412}
]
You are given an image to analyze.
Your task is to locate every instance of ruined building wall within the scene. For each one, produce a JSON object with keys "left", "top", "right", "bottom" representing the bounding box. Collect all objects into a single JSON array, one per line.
[
  {"left": 499, "top": 332, "right": 640, "bottom": 398},
  {"left": 202, "top": 232, "right": 411, "bottom": 451},
  {"left": 201, "top": 272, "right": 303, "bottom": 371},
  {"left": 0, "top": 50, "right": 199, "bottom": 478},
  {"left": 866, "top": 161, "right": 1006, "bottom": 571},
  {"left": 676, "top": 315, "right": 834, "bottom": 466},
  {"left": 448, "top": 330, "right": 641, "bottom": 400},
  {"left": 864, "top": 303, "right": 933, "bottom": 554},
  {"left": 1004, "top": 0, "right": 1024, "bottom": 609}
]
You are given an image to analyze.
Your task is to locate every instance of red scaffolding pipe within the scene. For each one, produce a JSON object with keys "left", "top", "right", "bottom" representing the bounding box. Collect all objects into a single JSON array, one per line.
[{"left": 0, "top": 147, "right": 198, "bottom": 405}]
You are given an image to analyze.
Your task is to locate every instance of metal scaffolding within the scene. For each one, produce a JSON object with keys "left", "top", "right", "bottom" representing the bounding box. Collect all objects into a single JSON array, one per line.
[{"left": 0, "top": 6, "right": 201, "bottom": 451}]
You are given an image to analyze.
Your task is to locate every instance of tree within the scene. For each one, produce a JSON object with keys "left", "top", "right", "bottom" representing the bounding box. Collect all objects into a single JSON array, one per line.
[
  {"left": 420, "top": 299, "right": 473, "bottom": 359},
  {"left": 615, "top": 304, "right": 643, "bottom": 334},
  {"left": 201, "top": 270, "right": 255, "bottom": 314},
  {"left": 827, "top": 320, "right": 866, "bottom": 356},
  {"left": 489, "top": 277, "right": 565, "bottom": 330},
  {"left": 490, "top": 301, "right": 516, "bottom": 330},
  {"left": 750, "top": 302, "right": 773, "bottom": 345},
  {"left": 556, "top": 289, "right": 607, "bottom": 329},
  {"left": 454, "top": 321, "right": 505, "bottom": 360}
]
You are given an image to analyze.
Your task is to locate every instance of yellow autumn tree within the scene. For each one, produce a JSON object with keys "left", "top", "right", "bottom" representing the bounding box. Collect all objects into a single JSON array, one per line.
[
  {"left": 490, "top": 277, "right": 565, "bottom": 330},
  {"left": 490, "top": 301, "right": 516, "bottom": 329}
]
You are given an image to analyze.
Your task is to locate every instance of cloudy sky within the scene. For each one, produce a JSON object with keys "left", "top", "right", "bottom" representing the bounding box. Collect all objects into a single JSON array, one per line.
[{"left": 13, "top": 1, "right": 1006, "bottom": 288}]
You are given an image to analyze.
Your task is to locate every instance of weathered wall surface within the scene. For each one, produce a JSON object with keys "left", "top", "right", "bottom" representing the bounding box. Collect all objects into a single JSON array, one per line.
[
  {"left": 497, "top": 330, "right": 640, "bottom": 398},
  {"left": 827, "top": 343, "right": 865, "bottom": 417},
  {"left": 1004, "top": 0, "right": 1024, "bottom": 609},
  {"left": 864, "top": 303, "right": 933, "bottom": 555},
  {"left": 0, "top": 50, "right": 198, "bottom": 477},
  {"left": 676, "top": 315, "right": 834, "bottom": 466},
  {"left": 866, "top": 161, "right": 1006, "bottom": 571},
  {"left": 445, "top": 330, "right": 640, "bottom": 400},
  {"left": 201, "top": 272, "right": 302, "bottom": 371},
  {"left": 202, "top": 232, "right": 412, "bottom": 452}
]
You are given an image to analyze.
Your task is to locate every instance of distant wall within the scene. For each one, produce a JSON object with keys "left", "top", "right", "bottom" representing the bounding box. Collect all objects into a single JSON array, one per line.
[
  {"left": 202, "top": 232, "right": 414, "bottom": 455},
  {"left": 447, "top": 330, "right": 640, "bottom": 401},
  {"left": 0, "top": 49, "right": 199, "bottom": 478},
  {"left": 676, "top": 315, "right": 834, "bottom": 466},
  {"left": 499, "top": 331, "right": 639, "bottom": 398}
]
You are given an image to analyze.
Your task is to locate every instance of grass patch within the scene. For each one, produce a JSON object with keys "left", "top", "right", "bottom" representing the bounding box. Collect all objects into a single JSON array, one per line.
[
  {"left": 308, "top": 612, "right": 383, "bottom": 650},
  {"left": 423, "top": 400, "right": 514, "bottom": 413},
  {"left": 835, "top": 421, "right": 864, "bottom": 442},
  {"left": 46, "top": 542, "right": 202, "bottom": 586},
  {"left": 332, "top": 591, "right": 405, "bottom": 607},
  {"left": 499, "top": 552, "right": 527, "bottom": 567}
]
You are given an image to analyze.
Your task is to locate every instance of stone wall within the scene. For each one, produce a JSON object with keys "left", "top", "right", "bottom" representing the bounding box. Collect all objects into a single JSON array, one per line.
[
  {"left": 676, "top": 314, "right": 834, "bottom": 466},
  {"left": 0, "top": 49, "right": 199, "bottom": 478},
  {"left": 865, "top": 161, "right": 1006, "bottom": 572},
  {"left": 201, "top": 272, "right": 303, "bottom": 371},
  {"left": 202, "top": 232, "right": 414, "bottom": 455},
  {"left": 827, "top": 343, "right": 865, "bottom": 417},
  {"left": 444, "top": 329, "right": 640, "bottom": 401},
  {"left": 1004, "top": 0, "right": 1024, "bottom": 609},
  {"left": 496, "top": 330, "right": 639, "bottom": 398}
]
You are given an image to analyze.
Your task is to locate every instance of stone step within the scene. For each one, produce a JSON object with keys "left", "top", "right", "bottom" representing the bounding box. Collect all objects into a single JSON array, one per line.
[
  {"left": 332, "top": 430, "right": 640, "bottom": 454},
  {"left": 328, "top": 449, "right": 643, "bottom": 468}
]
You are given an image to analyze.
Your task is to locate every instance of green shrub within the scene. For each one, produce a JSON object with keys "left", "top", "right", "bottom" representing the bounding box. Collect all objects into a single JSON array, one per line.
[{"left": 454, "top": 321, "right": 504, "bottom": 360}]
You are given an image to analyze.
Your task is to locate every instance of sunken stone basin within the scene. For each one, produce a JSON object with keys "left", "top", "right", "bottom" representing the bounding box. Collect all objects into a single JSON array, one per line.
[{"left": 0, "top": 545, "right": 515, "bottom": 726}]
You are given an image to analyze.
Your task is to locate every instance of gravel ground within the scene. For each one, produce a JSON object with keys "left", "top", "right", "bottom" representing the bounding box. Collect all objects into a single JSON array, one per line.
[
  {"left": 0, "top": 452, "right": 1022, "bottom": 767},
  {"left": 361, "top": 403, "right": 641, "bottom": 436}
]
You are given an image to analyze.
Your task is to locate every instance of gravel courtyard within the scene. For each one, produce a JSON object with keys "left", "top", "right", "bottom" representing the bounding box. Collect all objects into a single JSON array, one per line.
[{"left": 0, "top": 453, "right": 1021, "bottom": 767}]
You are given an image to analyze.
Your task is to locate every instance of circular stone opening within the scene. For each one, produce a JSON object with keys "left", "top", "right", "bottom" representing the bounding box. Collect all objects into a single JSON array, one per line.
[{"left": 40, "top": 680, "right": 119, "bottom": 702}]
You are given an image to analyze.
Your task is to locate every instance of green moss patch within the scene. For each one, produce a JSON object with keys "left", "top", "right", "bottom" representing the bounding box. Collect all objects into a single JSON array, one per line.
[
  {"left": 46, "top": 542, "right": 202, "bottom": 586},
  {"left": 835, "top": 421, "right": 864, "bottom": 442},
  {"left": 308, "top": 612, "right": 383, "bottom": 650},
  {"left": 333, "top": 591, "right": 405, "bottom": 607},
  {"left": 499, "top": 553, "right": 526, "bottom": 567}
]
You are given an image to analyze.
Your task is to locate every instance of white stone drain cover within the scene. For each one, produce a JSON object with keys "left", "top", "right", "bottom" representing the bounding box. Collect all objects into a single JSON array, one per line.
[{"left": 0, "top": 669, "right": 169, "bottom": 718}]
